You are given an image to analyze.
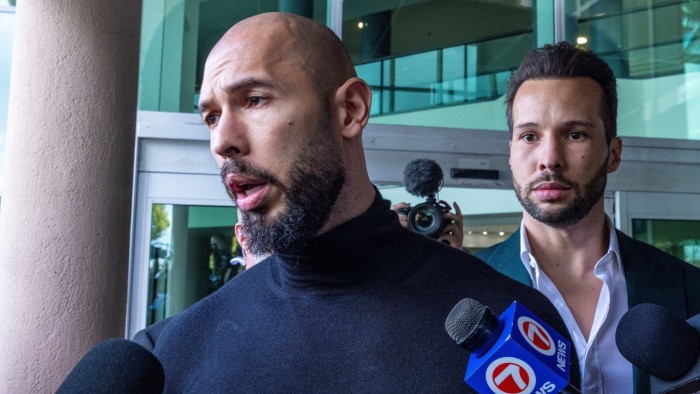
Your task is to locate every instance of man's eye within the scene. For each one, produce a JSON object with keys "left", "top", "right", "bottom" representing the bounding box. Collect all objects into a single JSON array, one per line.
[
  {"left": 521, "top": 133, "right": 536, "bottom": 142},
  {"left": 569, "top": 131, "right": 584, "bottom": 140},
  {"left": 248, "top": 96, "right": 267, "bottom": 107},
  {"left": 204, "top": 114, "right": 219, "bottom": 126}
]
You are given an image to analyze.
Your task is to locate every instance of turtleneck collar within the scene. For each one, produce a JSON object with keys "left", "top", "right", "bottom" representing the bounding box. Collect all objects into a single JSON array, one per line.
[{"left": 266, "top": 188, "right": 411, "bottom": 295}]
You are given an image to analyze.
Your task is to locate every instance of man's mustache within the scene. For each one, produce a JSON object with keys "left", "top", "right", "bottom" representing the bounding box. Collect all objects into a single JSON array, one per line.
[
  {"left": 526, "top": 172, "right": 576, "bottom": 191},
  {"left": 220, "top": 159, "right": 277, "bottom": 186}
]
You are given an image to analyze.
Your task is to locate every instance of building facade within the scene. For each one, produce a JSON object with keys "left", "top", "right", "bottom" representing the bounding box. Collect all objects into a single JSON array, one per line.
[{"left": 2, "top": 1, "right": 700, "bottom": 390}]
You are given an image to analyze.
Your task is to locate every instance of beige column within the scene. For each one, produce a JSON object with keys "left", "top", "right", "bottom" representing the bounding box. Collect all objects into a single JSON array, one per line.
[{"left": 0, "top": 1, "right": 141, "bottom": 392}]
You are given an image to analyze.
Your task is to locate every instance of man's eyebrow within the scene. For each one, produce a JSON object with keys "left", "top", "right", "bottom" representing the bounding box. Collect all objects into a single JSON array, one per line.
[
  {"left": 563, "top": 120, "right": 596, "bottom": 128},
  {"left": 514, "top": 122, "right": 537, "bottom": 129},
  {"left": 513, "top": 120, "right": 596, "bottom": 129},
  {"left": 198, "top": 78, "right": 279, "bottom": 115},
  {"left": 230, "top": 77, "right": 276, "bottom": 92},
  {"left": 198, "top": 100, "right": 212, "bottom": 116}
]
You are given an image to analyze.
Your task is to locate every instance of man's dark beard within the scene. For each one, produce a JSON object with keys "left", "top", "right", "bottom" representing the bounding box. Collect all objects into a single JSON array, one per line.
[
  {"left": 220, "top": 111, "right": 346, "bottom": 255},
  {"left": 513, "top": 156, "right": 609, "bottom": 228}
]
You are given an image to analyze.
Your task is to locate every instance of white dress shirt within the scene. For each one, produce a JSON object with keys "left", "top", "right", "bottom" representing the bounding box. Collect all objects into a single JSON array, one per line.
[{"left": 518, "top": 217, "right": 633, "bottom": 393}]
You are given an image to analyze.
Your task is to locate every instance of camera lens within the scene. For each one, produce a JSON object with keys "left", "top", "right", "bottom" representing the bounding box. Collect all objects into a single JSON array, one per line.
[{"left": 407, "top": 203, "right": 444, "bottom": 238}]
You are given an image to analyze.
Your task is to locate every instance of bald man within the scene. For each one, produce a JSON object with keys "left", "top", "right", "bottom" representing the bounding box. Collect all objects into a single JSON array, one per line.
[{"left": 153, "top": 13, "right": 580, "bottom": 392}]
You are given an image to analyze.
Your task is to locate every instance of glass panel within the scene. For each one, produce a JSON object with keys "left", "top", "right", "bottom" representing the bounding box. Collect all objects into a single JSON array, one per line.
[
  {"left": 393, "top": 51, "right": 439, "bottom": 112},
  {"left": 632, "top": 218, "right": 700, "bottom": 268},
  {"left": 0, "top": 8, "right": 15, "bottom": 195},
  {"left": 355, "top": 61, "right": 383, "bottom": 116},
  {"left": 441, "top": 45, "right": 465, "bottom": 104},
  {"left": 147, "top": 203, "right": 243, "bottom": 325},
  {"left": 565, "top": 1, "right": 700, "bottom": 140},
  {"left": 347, "top": 0, "right": 535, "bottom": 118}
]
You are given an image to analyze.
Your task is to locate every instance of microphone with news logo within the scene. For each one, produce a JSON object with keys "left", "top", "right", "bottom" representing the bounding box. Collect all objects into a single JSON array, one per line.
[
  {"left": 56, "top": 338, "right": 164, "bottom": 394},
  {"left": 445, "top": 298, "right": 580, "bottom": 394},
  {"left": 616, "top": 303, "right": 700, "bottom": 394}
]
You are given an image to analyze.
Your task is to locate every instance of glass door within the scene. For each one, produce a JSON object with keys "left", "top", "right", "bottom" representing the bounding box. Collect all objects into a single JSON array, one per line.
[
  {"left": 146, "top": 203, "right": 244, "bottom": 326},
  {"left": 616, "top": 191, "right": 700, "bottom": 268},
  {"left": 127, "top": 169, "right": 237, "bottom": 338}
]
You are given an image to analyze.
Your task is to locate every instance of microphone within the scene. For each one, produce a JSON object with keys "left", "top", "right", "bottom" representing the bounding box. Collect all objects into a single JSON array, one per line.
[
  {"left": 56, "top": 338, "right": 164, "bottom": 394},
  {"left": 403, "top": 157, "right": 443, "bottom": 198},
  {"left": 616, "top": 303, "right": 700, "bottom": 394},
  {"left": 445, "top": 298, "right": 580, "bottom": 393}
]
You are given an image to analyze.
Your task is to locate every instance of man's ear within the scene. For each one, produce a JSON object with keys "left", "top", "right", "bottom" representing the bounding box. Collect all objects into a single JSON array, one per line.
[
  {"left": 508, "top": 139, "right": 513, "bottom": 168},
  {"left": 334, "top": 77, "right": 372, "bottom": 139},
  {"left": 234, "top": 223, "right": 246, "bottom": 252},
  {"left": 607, "top": 136, "right": 622, "bottom": 173}
]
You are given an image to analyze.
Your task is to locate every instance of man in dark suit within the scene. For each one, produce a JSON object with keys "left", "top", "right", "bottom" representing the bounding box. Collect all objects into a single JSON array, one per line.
[{"left": 476, "top": 42, "right": 700, "bottom": 393}]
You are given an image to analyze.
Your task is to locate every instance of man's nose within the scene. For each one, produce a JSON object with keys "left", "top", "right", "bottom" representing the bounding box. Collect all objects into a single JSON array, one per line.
[
  {"left": 537, "top": 135, "right": 563, "bottom": 172},
  {"left": 210, "top": 113, "right": 249, "bottom": 159}
]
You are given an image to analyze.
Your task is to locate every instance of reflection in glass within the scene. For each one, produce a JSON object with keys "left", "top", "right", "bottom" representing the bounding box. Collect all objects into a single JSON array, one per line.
[
  {"left": 632, "top": 218, "right": 700, "bottom": 268},
  {"left": 147, "top": 204, "right": 243, "bottom": 325}
]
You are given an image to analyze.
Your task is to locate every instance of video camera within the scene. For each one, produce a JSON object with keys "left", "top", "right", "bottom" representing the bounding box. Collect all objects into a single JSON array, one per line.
[{"left": 398, "top": 158, "right": 450, "bottom": 239}]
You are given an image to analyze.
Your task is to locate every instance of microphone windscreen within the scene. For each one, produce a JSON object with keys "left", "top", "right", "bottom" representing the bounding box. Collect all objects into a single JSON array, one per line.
[
  {"left": 403, "top": 158, "right": 443, "bottom": 197},
  {"left": 616, "top": 303, "right": 700, "bottom": 381},
  {"left": 56, "top": 338, "right": 164, "bottom": 394},
  {"left": 445, "top": 298, "right": 488, "bottom": 348}
]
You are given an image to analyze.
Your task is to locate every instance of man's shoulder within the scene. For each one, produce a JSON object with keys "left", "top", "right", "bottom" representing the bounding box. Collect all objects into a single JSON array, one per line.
[
  {"left": 617, "top": 230, "right": 698, "bottom": 271},
  {"left": 616, "top": 229, "right": 700, "bottom": 315},
  {"left": 475, "top": 231, "right": 520, "bottom": 262},
  {"left": 132, "top": 316, "right": 175, "bottom": 351}
]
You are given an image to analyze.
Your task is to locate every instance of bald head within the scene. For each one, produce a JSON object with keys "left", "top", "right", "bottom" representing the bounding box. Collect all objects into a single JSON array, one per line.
[{"left": 208, "top": 12, "right": 357, "bottom": 100}]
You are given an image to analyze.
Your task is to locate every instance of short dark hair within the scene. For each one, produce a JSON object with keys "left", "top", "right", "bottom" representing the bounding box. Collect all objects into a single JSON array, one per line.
[{"left": 504, "top": 42, "right": 618, "bottom": 144}]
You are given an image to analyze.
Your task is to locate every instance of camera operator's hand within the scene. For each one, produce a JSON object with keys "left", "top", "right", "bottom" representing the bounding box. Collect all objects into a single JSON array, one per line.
[
  {"left": 437, "top": 201, "right": 463, "bottom": 250},
  {"left": 391, "top": 202, "right": 411, "bottom": 229}
]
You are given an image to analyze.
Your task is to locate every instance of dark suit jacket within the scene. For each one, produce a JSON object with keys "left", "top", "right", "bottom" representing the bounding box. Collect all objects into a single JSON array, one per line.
[{"left": 476, "top": 228, "right": 700, "bottom": 394}]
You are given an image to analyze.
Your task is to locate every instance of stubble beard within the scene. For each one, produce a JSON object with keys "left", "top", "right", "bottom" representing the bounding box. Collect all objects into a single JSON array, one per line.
[{"left": 513, "top": 157, "right": 609, "bottom": 228}]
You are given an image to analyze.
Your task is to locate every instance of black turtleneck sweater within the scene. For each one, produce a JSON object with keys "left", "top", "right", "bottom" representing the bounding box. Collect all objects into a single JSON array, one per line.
[{"left": 154, "top": 192, "right": 580, "bottom": 392}]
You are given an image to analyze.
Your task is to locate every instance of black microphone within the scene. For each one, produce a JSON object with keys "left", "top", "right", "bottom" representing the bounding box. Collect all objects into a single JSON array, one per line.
[
  {"left": 56, "top": 338, "right": 164, "bottom": 394},
  {"left": 403, "top": 157, "right": 443, "bottom": 197},
  {"left": 445, "top": 298, "right": 580, "bottom": 393},
  {"left": 616, "top": 303, "right": 700, "bottom": 394}
]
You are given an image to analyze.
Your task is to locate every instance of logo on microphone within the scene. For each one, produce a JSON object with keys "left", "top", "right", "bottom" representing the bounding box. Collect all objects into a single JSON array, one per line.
[
  {"left": 485, "top": 357, "right": 537, "bottom": 394},
  {"left": 517, "top": 316, "right": 556, "bottom": 356}
]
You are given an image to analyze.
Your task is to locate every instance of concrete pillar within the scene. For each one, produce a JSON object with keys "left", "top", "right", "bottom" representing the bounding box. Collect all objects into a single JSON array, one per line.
[{"left": 0, "top": 1, "right": 141, "bottom": 392}]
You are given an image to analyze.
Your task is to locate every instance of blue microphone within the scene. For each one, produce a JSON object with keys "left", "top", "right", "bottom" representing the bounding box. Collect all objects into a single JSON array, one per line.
[{"left": 445, "top": 298, "right": 579, "bottom": 394}]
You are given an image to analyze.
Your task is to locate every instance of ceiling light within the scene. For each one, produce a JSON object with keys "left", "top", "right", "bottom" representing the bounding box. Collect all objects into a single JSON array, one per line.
[{"left": 576, "top": 36, "right": 588, "bottom": 45}]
